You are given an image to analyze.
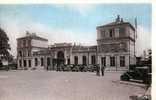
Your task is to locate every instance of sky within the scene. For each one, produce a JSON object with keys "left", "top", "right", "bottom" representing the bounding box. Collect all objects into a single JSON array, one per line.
[{"left": 0, "top": 4, "right": 151, "bottom": 57}]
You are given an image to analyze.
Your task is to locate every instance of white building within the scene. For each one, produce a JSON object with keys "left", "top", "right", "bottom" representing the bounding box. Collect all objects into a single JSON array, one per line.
[
  {"left": 17, "top": 16, "right": 136, "bottom": 71},
  {"left": 97, "top": 15, "right": 136, "bottom": 70},
  {"left": 17, "top": 32, "right": 48, "bottom": 69}
]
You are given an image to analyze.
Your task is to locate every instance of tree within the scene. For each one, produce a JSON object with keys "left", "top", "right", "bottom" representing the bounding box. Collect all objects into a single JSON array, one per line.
[{"left": 0, "top": 27, "right": 11, "bottom": 60}]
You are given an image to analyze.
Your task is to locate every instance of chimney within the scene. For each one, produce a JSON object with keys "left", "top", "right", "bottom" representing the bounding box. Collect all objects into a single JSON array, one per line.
[{"left": 116, "top": 15, "right": 120, "bottom": 22}]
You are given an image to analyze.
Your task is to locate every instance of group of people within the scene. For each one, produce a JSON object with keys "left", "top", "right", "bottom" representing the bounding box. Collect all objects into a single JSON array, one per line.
[{"left": 96, "top": 64, "right": 106, "bottom": 76}]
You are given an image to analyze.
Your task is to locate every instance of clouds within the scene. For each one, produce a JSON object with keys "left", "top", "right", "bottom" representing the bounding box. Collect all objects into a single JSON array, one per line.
[
  {"left": 136, "top": 25, "right": 151, "bottom": 56},
  {"left": 54, "top": 4, "right": 96, "bottom": 16},
  {"left": 0, "top": 17, "right": 97, "bottom": 57},
  {"left": 0, "top": 4, "right": 151, "bottom": 57}
]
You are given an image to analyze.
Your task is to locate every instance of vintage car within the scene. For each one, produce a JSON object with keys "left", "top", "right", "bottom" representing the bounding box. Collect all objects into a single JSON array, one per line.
[{"left": 120, "top": 66, "right": 151, "bottom": 84}]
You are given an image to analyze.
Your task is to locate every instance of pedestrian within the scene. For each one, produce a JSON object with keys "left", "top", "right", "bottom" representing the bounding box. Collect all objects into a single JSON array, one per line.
[
  {"left": 96, "top": 64, "right": 100, "bottom": 76},
  {"left": 101, "top": 65, "right": 105, "bottom": 76}
]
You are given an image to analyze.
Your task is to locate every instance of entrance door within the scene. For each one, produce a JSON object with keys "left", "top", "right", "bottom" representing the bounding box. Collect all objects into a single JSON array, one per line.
[{"left": 57, "top": 51, "right": 65, "bottom": 70}]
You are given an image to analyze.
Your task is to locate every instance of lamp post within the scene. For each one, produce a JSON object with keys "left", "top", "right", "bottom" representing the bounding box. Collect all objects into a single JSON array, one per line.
[{"left": 116, "top": 55, "right": 117, "bottom": 71}]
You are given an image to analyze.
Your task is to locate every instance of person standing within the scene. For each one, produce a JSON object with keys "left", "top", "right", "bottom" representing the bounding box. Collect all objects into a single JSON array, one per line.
[
  {"left": 101, "top": 65, "right": 105, "bottom": 76},
  {"left": 96, "top": 64, "right": 100, "bottom": 76}
]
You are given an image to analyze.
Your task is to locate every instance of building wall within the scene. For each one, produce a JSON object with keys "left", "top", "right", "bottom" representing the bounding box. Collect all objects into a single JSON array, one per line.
[
  {"left": 17, "top": 36, "right": 48, "bottom": 69},
  {"left": 70, "top": 52, "right": 97, "bottom": 65},
  {"left": 97, "top": 23, "right": 136, "bottom": 70},
  {"left": 17, "top": 18, "right": 136, "bottom": 71},
  {"left": 31, "top": 39, "right": 48, "bottom": 48}
]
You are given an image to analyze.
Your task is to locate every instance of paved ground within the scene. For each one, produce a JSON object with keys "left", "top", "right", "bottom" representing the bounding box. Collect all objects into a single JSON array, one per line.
[{"left": 0, "top": 70, "right": 146, "bottom": 100}]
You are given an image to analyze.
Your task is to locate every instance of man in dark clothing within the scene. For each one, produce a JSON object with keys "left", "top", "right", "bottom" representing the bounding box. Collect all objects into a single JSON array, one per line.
[
  {"left": 101, "top": 65, "right": 105, "bottom": 76},
  {"left": 96, "top": 64, "right": 100, "bottom": 76}
]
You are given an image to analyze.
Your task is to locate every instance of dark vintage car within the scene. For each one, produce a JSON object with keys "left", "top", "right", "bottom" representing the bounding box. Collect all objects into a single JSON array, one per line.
[
  {"left": 87, "top": 64, "right": 97, "bottom": 72},
  {"left": 71, "top": 65, "right": 79, "bottom": 72},
  {"left": 120, "top": 66, "right": 151, "bottom": 84},
  {"left": 0, "top": 61, "right": 9, "bottom": 71},
  {"left": 62, "top": 65, "right": 71, "bottom": 71}
]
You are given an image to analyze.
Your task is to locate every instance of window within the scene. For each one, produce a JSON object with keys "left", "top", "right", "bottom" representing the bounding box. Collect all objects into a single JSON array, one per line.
[
  {"left": 101, "top": 30, "right": 105, "bottom": 38},
  {"left": 35, "top": 58, "right": 38, "bottom": 66},
  {"left": 23, "top": 50, "right": 26, "bottom": 57},
  {"left": 47, "top": 57, "right": 50, "bottom": 66},
  {"left": 67, "top": 58, "right": 70, "bottom": 65},
  {"left": 115, "top": 28, "right": 119, "bottom": 37},
  {"left": 119, "top": 27, "right": 125, "bottom": 37},
  {"left": 110, "top": 56, "right": 115, "bottom": 66},
  {"left": 23, "top": 40, "right": 26, "bottom": 47},
  {"left": 109, "top": 29, "right": 114, "bottom": 37},
  {"left": 91, "top": 55, "right": 96, "bottom": 65},
  {"left": 19, "top": 60, "right": 22, "bottom": 67},
  {"left": 19, "top": 51, "right": 22, "bottom": 57},
  {"left": 28, "top": 51, "right": 31, "bottom": 56},
  {"left": 23, "top": 60, "right": 27, "bottom": 67},
  {"left": 82, "top": 56, "right": 87, "bottom": 65},
  {"left": 101, "top": 57, "right": 106, "bottom": 66},
  {"left": 74, "top": 56, "right": 78, "bottom": 65},
  {"left": 41, "top": 58, "right": 44, "bottom": 66},
  {"left": 120, "top": 56, "right": 125, "bottom": 67},
  {"left": 28, "top": 60, "right": 31, "bottom": 67}
]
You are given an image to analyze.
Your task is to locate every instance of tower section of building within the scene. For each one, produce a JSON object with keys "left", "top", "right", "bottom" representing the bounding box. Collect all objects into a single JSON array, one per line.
[{"left": 96, "top": 16, "right": 136, "bottom": 70}]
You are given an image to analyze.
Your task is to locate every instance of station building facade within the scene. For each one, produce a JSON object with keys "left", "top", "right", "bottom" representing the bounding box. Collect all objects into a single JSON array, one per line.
[
  {"left": 17, "top": 16, "right": 136, "bottom": 71},
  {"left": 97, "top": 16, "right": 136, "bottom": 70}
]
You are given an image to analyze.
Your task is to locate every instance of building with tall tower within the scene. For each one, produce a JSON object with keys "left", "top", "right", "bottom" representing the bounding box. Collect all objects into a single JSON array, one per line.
[
  {"left": 16, "top": 16, "right": 136, "bottom": 71},
  {"left": 97, "top": 15, "right": 136, "bottom": 70}
]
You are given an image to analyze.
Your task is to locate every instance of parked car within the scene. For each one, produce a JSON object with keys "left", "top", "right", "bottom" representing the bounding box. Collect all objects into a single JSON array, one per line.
[
  {"left": 70, "top": 65, "right": 78, "bottom": 72},
  {"left": 120, "top": 66, "right": 151, "bottom": 84},
  {"left": 0, "top": 60, "right": 9, "bottom": 71},
  {"left": 88, "top": 64, "right": 97, "bottom": 72},
  {"left": 62, "top": 65, "right": 71, "bottom": 71},
  {"left": 9, "top": 63, "right": 17, "bottom": 70},
  {"left": 0, "top": 65, "right": 9, "bottom": 71}
]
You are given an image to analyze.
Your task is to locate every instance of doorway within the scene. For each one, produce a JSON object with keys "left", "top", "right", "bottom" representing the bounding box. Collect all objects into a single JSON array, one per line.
[{"left": 57, "top": 51, "right": 65, "bottom": 66}]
